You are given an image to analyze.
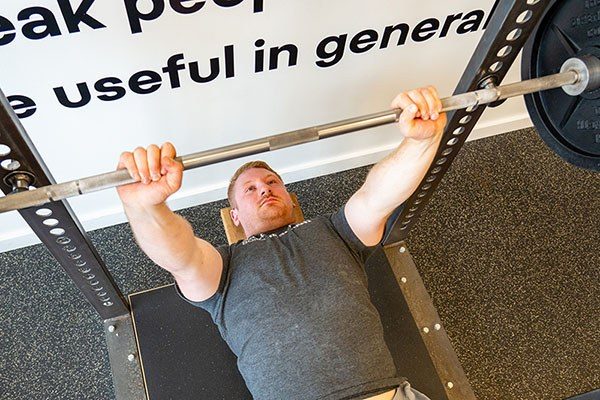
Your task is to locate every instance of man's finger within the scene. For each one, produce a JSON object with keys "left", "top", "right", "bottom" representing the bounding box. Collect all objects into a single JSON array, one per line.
[
  {"left": 160, "top": 142, "right": 176, "bottom": 175},
  {"left": 399, "top": 103, "right": 418, "bottom": 125},
  {"left": 420, "top": 88, "right": 438, "bottom": 120},
  {"left": 133, "top": 147, "right": 150, "bottom": 184},
  {"left": 427, "top": 86, "right": 443, "bottom": 113},
  {"left": 162, "top": 156, "right": 183, "bottom": 192},
  {"left": 407, "top": 90, "right": 429, "bottom": 120},
  {"left": 147, "top": 144, "right": 161, "bottom": 181},
  {"left": 391, "top": 92, "right": 415, "bottom": 111},
  {"left": 119, "top": 152, "right": 141, "bottom": 182}
]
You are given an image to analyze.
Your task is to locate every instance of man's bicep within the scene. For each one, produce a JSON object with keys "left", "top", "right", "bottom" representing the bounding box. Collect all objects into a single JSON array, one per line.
[
  {"left": 344, "top": 190, "right": 388, "bottom": 247},
  {"left": 174, "top": 238, "right": 224, "bottom": 302}
]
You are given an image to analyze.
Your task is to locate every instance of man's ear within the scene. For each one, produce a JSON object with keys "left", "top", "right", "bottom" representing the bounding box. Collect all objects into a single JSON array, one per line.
[{"left": 230, "top": 208, "right": 240, "bottom": 227}]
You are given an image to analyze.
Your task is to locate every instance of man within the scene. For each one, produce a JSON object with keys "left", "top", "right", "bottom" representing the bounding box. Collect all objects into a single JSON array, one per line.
[{"left": 117, "top": 86, "right": 447, "bottom": 400}]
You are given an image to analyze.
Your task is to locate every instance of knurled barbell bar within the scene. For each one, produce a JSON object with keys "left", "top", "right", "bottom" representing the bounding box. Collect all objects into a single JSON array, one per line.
[{"left": 0, "top": 54, "right": 598, "bottom": 214}]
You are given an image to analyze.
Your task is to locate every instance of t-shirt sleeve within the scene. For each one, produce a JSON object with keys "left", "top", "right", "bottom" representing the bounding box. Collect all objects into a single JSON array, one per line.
[
  {"left": 330, "top": 205, "right": 380, "bottom": 264},
  {"left": 173, "top": 244, "right": 230, "bottom": 315}
]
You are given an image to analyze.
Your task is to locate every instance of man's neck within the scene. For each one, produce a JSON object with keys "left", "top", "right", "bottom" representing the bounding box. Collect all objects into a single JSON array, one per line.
[{"left": 244, "top": 216, "right": 297, "bottom": 238}]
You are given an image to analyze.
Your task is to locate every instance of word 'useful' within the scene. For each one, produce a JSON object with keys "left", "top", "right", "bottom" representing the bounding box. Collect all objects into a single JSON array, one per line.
[{"left": 53, "top": 47, "right": 235, "bottom": 108}]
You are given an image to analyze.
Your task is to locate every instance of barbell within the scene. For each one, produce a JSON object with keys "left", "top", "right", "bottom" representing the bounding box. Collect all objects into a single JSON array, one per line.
[{"left": 0, "top": 53, "right": 598, "bottom": 214}]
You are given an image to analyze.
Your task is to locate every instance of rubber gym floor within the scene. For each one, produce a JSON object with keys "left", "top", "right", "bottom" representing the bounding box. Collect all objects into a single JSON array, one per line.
[{"left": 1, "top": 127, "right": 598, "bottom": 400}]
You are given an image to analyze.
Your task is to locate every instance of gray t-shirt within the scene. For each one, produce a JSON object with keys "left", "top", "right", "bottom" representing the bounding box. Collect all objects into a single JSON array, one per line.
[{"left": 176, "top": 207, "right": 404, "bottom": 400}]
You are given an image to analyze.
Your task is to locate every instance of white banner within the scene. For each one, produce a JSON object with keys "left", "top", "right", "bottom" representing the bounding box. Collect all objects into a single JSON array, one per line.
[{"left": 0, "top": 0, "right": 531, "bottom": 251}]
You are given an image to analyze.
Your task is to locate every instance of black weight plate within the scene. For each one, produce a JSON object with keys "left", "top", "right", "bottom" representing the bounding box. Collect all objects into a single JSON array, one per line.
[{"left": 522, "top": 0, "right": 600, "bottom": 171}]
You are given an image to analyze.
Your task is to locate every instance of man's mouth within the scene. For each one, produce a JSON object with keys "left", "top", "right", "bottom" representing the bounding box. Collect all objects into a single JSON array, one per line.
[{"left": 260, "top": 197, "right": 279, "bottom": 206}]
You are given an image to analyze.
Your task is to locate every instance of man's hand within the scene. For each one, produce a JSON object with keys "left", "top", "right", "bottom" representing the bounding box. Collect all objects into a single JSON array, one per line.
[
  {"left": 116, "top": 142, "right": 183, "bottom": 207},
  {"left": 391, "top": 86, "right": 447, "bottom": 142}
]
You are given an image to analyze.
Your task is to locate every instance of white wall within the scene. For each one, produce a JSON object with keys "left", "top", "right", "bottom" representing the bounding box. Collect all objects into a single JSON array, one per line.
[{"left": 0, "top": 0, "right": 532, "bottom": 251}]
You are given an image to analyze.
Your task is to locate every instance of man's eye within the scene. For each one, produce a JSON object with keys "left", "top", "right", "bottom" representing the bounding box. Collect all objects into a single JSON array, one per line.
[
  {"left": 268, "top": 180, "right": 277, "bottom": 184},
  {"left": 245, "top": 186, "right": 255, "bottom": 193}
]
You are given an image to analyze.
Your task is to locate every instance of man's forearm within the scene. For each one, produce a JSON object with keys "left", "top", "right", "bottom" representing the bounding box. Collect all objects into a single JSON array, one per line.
[
  {"left": 124, "top": 203, "right": 199, "bottom": 274},
  {"left": 358, "top": 133, "right": 442, "bottom": 218}
]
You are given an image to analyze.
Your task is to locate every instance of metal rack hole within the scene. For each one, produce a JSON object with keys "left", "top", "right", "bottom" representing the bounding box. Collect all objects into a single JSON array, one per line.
[
  {"left": 36, "top": 208, "right": 52, "bottom": 217},
  {"left": 516, "top": 10, "right": 533, "bottom": 24},
  {"left": 43, "top": 218, "right": 59, "bottom": 227},
  {"left": 497, "top": 46, "right": 512, "bottom": 58},
  {"left": 426, "top": 176, "right": 437, "bottom": 183},
  {"left": 431, "top": 167, "right": 442, "bottom": 174},
  {"left": 0, "top": 144, "right": 10, "bottom": 157},
  {"left": 436, "top": 157, "right": 448, "bottom": 165},
  {"left": 442, "top": 148, "right": 453, "bottom": 156},
  {"left": 50, "top": 228, "right": 65, "bottom": 236},
  {"left": 489, "top": 61, "right": 503, "bottom": 73},
  {"left": 56, "top": 237, "right": 71, "bottom": 245},
  {"left": 459, "top": 115, "right": 472, "bottom": 124},
  {"left": 1, "top": 159, "right": 21, "bottom": 171},
  {"left": 506, "top": 28, "right": 522, "bottom": 41},
  {"left": 448, "top": 138, "right": 460, "bottom": 146},
  {"left": 453, "top": 127, "right": 465, "bottom": 136}
]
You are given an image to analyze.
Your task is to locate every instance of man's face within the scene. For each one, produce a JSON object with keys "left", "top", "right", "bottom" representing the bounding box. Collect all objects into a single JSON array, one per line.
[{"left": 230, "top": 167, "right": 295, "bottom": 237}]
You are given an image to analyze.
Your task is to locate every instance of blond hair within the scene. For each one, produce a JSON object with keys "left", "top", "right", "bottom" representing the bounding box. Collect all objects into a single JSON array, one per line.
[{"left": 227, "top": 161, "right": 283, "bottom": 207}]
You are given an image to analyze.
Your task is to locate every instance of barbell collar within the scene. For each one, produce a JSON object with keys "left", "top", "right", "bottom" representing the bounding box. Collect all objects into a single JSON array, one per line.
[{"left": 560, "top": 55, "right": 600, "bottom": 96}]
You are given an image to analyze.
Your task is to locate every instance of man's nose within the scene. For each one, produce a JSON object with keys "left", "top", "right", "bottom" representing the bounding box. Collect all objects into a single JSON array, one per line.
[{"left": 259, "top": 184, "right": 271, "bottom": 197}]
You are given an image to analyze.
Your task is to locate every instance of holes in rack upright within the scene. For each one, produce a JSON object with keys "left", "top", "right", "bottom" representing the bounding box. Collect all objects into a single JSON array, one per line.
[
  {"left": 56, "top": 236, "right": 71, "bottom": 245},
  {"left": 497, "top": 46, "right": 512, "bottom": 58},
  {"left": 526, "top": 0, "right": 540, "bottom": 4},
  {"left": 453, "top": 127, "right": 465, "bottom": 136},
  {"left": 441, "top": 148, "right": 454, "bottom": 156},
  {"left": 465, "top": 105, "right": 478, "bottom": 113},
  {"left": 489, "top": 61, "right": 503, "bottom": 73},
  {"left": 431, "top": 166, "right": 442, "bottom": 174},
  {"left": 1, "top": 159, "right": 20, "bottom": 171},
  {"left": 459, "top": 115, "right": 472, "bottom": 125},
  {"left": 43, "top": 218, "right": 59, "bottom": 227},
  {"left": 448, "top": 137, "right": 460, "bottom": 146},
  {"left": 516, "top": 10, "right": 533, "bottom": 24},
  {"left": 0, "top": 144, "right": 11, "bottom": 157},
  {"left": 36, "top": 208, "right": 52, "bottom": 217},
  {"left": 506, "top": 28, "right": 522, "bottom": 41},
  {"left": 426, "top": 175, "right": 437, "bottom": 183},
  {"left": 50, "top": 228, "right": 65, "bottom": 236}
]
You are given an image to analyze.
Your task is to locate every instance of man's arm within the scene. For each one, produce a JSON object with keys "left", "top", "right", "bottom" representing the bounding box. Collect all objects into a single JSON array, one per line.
[
  {"left": 117, "top": 143, "right": 222, "bottom": 302},
  {"left": 345, "top": 86, "right": 447, "bottom": 246}
]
